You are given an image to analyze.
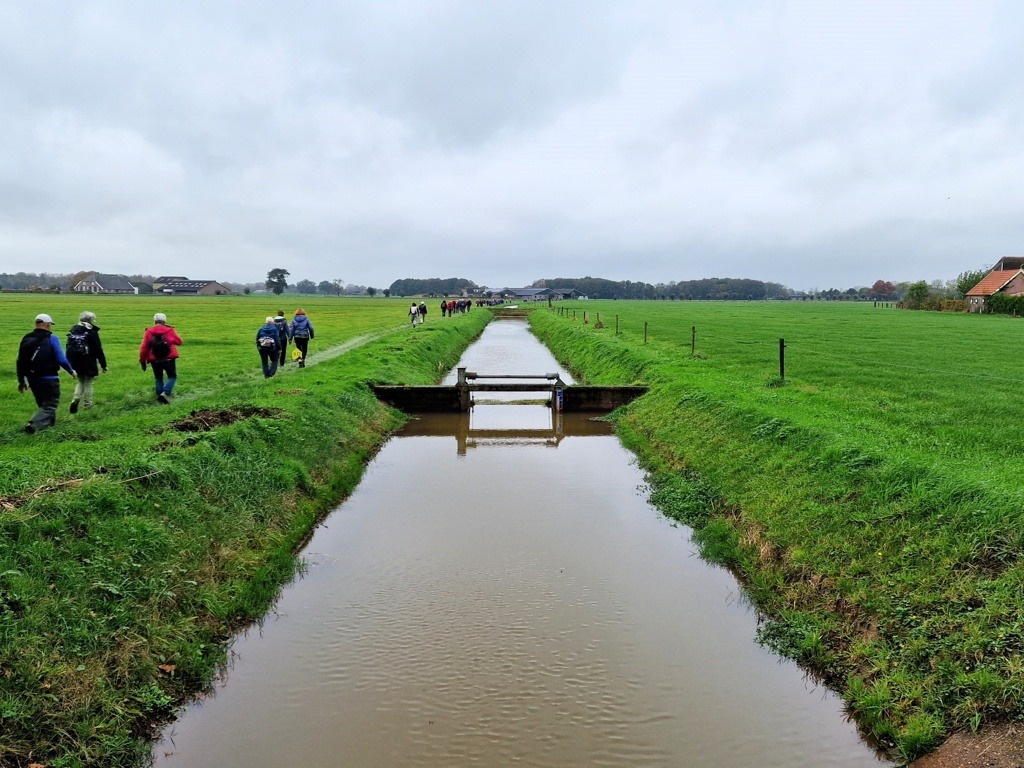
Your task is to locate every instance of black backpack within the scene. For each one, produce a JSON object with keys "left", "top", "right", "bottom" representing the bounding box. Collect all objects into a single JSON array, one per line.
[
  {"left": 18, "top": 332, "right": 57, "bottom": 377},
  {"left": 150, "top": 334, "right": 172, "bottom": 360},
  {"left": 66, "top": 326, "right": 90, "bottom": 358}
]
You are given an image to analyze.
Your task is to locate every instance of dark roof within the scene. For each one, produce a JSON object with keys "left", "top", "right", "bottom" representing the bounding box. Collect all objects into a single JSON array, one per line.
[
  {"left": 993, "top": 256, "right": 1024, "bottom": 271},
  {"left": 161, "top": 280, "right": 222, "bottom": 291},
  {"left": 77, "top": 273, "right": 136, "bottom": 291}
]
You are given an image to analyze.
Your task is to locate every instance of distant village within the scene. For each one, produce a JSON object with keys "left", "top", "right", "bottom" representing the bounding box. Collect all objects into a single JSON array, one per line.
[
  {"left": 2, "top": 257, "right": 1024, "bottom": 314},
  {"left": 0, "top": 271, "right": 589, "bottom": 302}
]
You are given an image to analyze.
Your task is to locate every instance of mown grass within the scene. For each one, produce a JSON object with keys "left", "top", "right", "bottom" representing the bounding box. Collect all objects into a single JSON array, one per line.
[
  {"left": 0, "top": 293, "right": 489, "bottom": 767},
  {"left": 531, "top": 301, "right": 1024, "bottom": 763}
]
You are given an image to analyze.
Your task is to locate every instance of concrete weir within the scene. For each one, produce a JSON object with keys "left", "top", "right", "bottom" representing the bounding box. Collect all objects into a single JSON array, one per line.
[{"left": 372, "top": 367, "right": 648, "bottom": 413}]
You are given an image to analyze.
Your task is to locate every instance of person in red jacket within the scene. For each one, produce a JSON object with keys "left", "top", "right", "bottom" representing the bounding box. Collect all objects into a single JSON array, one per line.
[{"left": 139, "top": 312, "right": 183, "bottom": 404}]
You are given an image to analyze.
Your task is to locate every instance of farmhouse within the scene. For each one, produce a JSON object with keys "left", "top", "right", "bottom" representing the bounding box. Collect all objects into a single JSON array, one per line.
[
  {"left": 72, "top": 273, "right": 139, "bottom": 294},
  {"left": 966, "top": 256, "right": 1024, "bottom": 313},
  {"left": 548, "top": 287, "right": 587, "bottom": 300},
  {"left": 158, "top": 279, "right": 231, "bottom": 296},
  {"left": 506, "top": 287, "right": 587, "bottom": 301}
]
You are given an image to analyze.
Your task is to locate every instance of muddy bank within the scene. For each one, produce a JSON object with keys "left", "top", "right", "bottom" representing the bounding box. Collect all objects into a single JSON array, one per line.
[{"left": 910, "top": 725, "right": 1024, "bottom": 768}]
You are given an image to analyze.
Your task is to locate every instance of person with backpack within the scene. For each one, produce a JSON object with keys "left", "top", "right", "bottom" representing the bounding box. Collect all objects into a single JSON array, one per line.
[
  {"left": 409, "top": 302, "right": 419, "bottom": 328},
  {"left": 418, "top": 302, "right": 427, "bottom": 325},
  {"left": 66, "top": 311, "right": 108, "bottom": 414},
  {"left": 256, "top": 316, "right": 282, "bottom": 378},
  {"left": 17, "top": 313, "right": 77, "bottom": 434},
  {"left": 273, "top": 311, "right": 290, "bottom": 368},
  {"left": 290, "top": 308, "right": 314, "bottom": 368},
  {"left": 139, "top": 313, "right": 182, "bottom": 404}
]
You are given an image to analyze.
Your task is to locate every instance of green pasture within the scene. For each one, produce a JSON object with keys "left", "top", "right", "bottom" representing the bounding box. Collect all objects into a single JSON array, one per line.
[
  {"left": 531, "top": 301, "right": 1024, "bottom": 761},
  {"left": 0, "top": 292, "right": 487, "bottom": 767},
  {"left": 1, "top": 294, "right": 413, "bottom": 428},
  {"left": 548, "top": 299, "right": 1024, "bottom": 492}
]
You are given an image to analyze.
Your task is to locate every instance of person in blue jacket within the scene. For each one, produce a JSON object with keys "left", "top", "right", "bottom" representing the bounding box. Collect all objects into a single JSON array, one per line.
[
  {"left": 256, "top": 316, "right": 282, "bottom": 378},
  {"left": 290, "top": 308, "right": 314, "bottom": 368},
  {"left": 17, "top": 313, "right": 77, "bottom": 434}
]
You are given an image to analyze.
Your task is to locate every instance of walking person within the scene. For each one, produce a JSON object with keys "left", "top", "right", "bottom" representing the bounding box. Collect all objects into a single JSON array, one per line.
[
  {"left": 409, "top": 302, "right": 419, "bottom": 328},
  {"left": 139, "top": 313, "right": 182, "bottom": 404},
  {"left": 66, "top": 311, "right": 108, "bottom": 414},
  {"left": 256, "top": 316, "right": 282, "bottom": 378},
  {"left": 290, "top": 308, "right": 314, "bottom": 368},
  {"left": 418, "top": 302, "right": 427, "bottom": 325},
  {"left": 440, "top": 300, "right": 447, "bottom": 318},
  {"left": 17, "top": 313, "right": 76, "bottom": 434},
  {"left": 273, "top": 311, "right": 290, "bottom": 367}
]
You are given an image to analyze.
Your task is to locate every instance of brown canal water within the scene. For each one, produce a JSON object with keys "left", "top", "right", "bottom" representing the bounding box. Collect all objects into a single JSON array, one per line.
[{"left": 152, "top": 319, "right": 893, "bottom": 768}]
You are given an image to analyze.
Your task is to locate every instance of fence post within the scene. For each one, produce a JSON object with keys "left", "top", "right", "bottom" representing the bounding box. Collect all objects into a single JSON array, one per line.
[
  {"left": 615, "top": 315, "right": 619, "bottom": 335},
  {"left": 779, "top": 338, "right": 786, "bottom": 380},
  {"left": 691, "top": 326, "right": 696, "bottom": 356},
  {"left": 644, "top": 322, "right": 648, "bottom": 345}
]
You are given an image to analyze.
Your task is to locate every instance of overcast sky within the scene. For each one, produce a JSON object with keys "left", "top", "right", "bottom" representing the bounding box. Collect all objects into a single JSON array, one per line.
[{"left": 2, "top": 1, "right": 1022, "bottom": 291}]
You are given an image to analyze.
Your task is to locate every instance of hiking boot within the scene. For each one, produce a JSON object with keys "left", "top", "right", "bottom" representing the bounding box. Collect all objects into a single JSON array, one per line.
[
  {"left": 69, "top": 399, "right": 80, "bottom": 414},
  {"left": 157, "top": 393, "right": 170, "bottom": 405}
]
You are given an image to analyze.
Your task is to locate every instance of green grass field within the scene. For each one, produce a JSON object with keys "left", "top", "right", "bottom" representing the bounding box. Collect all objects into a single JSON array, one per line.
[
  {"left": 0, "top": 293, "right": 488, "bottom": 767},
  {"left": 531, "top": 301, "right": 1024, "bottom": 762},
  {"left": 545, "top": 300, "right": 1024, "bottom": 493},
  {"left": 1, "top": 294, "right": 411, "bottom": 426},
  {"left": 3, "top": 294, "right": 1021, "bottom": 764}
]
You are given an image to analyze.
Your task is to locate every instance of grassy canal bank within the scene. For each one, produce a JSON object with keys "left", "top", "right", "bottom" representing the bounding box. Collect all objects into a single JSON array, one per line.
[
  {"left": 530, "top": 302, "right": 1024, "bottom": 764},
  {"left": 0, "top": 295, "right": 490, "bottom": 767}
]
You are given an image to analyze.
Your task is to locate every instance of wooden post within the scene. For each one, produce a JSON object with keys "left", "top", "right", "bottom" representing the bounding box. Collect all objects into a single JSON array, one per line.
[
  {"left": 644, "top": 322, "right": 648, "bottom": 345},
  {"left": 779, "top": 338, "right": 786, "bottom": 380},
  {"left": 457, "top": 367, "right": 471, "bottom": 411},
  {"left": 615, "top": 315, "right": 619, "bottom": 335},
  {"left": 691, "top": 326, "right": 696, "bottom": 356}
]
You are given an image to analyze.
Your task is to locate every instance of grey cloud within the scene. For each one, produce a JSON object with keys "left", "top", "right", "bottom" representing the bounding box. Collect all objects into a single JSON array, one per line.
[{"left": 2, "top": 1, "right": 1024, "bottom": 291}]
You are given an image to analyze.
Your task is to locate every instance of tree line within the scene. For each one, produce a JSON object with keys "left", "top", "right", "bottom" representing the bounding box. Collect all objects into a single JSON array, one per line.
[
  {"left": 5, "top": 267, "right": 997, "bottom": 307},
  {"left": 533, "top": 277, "right": 792, "bottom": 300}
]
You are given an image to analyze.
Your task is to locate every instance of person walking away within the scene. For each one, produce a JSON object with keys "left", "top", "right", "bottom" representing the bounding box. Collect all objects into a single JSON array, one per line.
[
  {"left": 290, "top": 308, "right": 314, "bottom": 368},
  {"left": 273, "top": 311, "right": 290, "bottom": 368},
  {"left": 140, "top": 313, "right": 182, "bottom": 404},
  {"left": 256, "top": 316, "right": 282, "bottom": 378},
  {"left": 66, "top": 311, "right": 108, "bottom": 413},
  {"left": 418, "top": 302, "right": 427, "bottom": 324},
  {"left": 409, "top": 302, "right": 419, "bottom": 328},
  {"left": 17, "top": 313, "right": 76, "bottom": 434},
  {"left": 440, "top": 300, "right": 447, "bottom": 318}
]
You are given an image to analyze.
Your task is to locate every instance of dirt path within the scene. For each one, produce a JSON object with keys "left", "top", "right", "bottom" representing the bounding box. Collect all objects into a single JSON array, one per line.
[{"left": 911, "top": 725, "right": 1024, "bottom": 768}]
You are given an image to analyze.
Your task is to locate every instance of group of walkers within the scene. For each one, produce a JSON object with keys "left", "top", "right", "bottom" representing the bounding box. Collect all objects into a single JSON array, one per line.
[
  {"left": 256, "top": 309, "right": 314, "bottom": 377},
  {"left": 409, "top": 298, "right": 480, "bottom": 326},
  {"left": 16, "top": 307, "right": 315, "bottom": 435},
  {"left": 438, "top": 299, "right": 474, "bottom": 317}
]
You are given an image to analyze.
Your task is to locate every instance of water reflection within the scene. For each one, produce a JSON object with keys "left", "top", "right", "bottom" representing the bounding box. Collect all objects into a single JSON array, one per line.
[
  {"left": 399, "top": 410, "right": 613, "bottom": 455},
  {"left": 151, "top": 318, "right": 894, "bottom": 768}
]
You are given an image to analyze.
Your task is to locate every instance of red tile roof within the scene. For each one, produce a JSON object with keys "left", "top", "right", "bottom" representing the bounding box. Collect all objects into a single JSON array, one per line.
[{"left": 966, "top": 270, "right": 1022, "bottom": 297}]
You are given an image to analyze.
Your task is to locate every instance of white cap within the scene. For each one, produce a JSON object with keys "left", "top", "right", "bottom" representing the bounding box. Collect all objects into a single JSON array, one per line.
[
  {"left": 266, "top": 316, "right": 276, "bottom": 324},
  {"left": 154, "top": 313, "right": 167, "bottom": 324},
  {"left": 35, "top": 313, "right": 54, "bottom": 324}
]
